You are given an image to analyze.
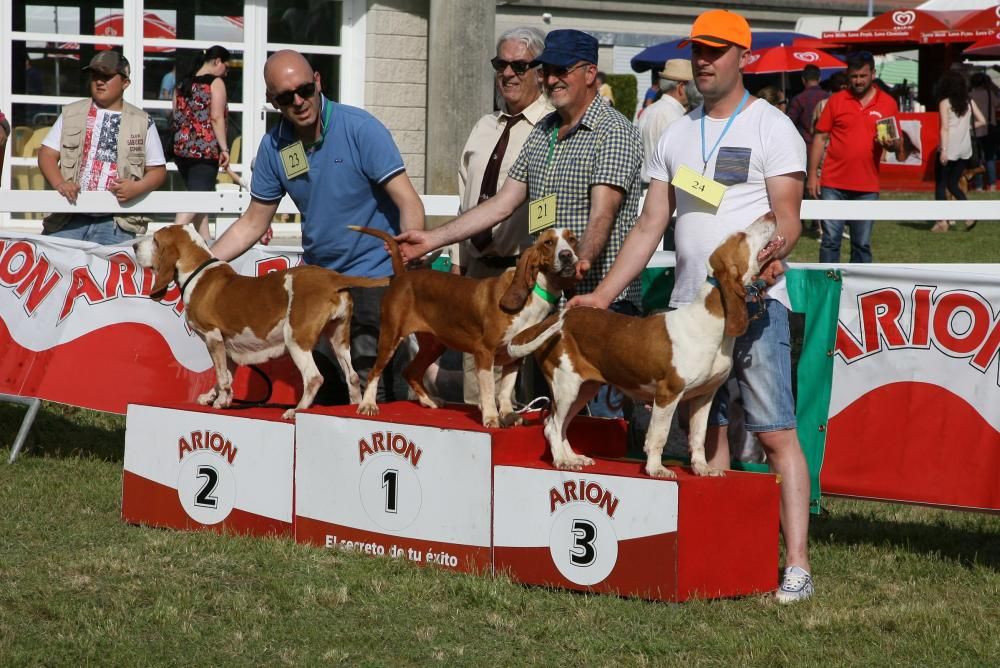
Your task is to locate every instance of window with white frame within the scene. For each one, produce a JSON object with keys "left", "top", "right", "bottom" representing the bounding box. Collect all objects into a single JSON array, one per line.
[{"left": 1, "top": 0, "right": 365, "bottom": 211}]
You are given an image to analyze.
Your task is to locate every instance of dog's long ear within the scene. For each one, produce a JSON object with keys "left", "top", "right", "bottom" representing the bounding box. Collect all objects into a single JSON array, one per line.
[
  {"left": 709, "top": 241, "right": 750, "bottom": 337},
  {"left": 499, "top": 247, "right": 541, "bottom": 312},
  {"left": 717, "top": 262, "right": 749, "bottom": 337},
  {"left": 149, "top": 241, "right": 179, "bottom": 300}
]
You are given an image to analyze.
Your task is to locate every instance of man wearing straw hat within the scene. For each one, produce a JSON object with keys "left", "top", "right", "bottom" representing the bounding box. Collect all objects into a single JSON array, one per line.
[{"left": 638, "top": 58, "right": 694, "bottom": 184}]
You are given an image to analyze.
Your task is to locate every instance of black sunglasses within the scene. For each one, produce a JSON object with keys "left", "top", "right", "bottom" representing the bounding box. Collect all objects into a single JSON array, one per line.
[
  {"left": 491, "top": 58, "right": 535, "bottom": 75},
  {"left": 272, "top": 82, "right": 317, "bottom": 107},
  {"left": 541, "top": 62, "right": 589, "bottom": 79}
]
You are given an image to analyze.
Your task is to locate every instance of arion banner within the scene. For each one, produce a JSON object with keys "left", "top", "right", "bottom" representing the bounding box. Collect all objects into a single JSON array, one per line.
[
  {"left": 0, "top": 233, "right": 304, "bottom": 413},
  {"left": 823, "top": 265, "right": 1000, "bottom": 511},
  {"left": 3, "top": 233, "right": 999, "bottom": 512}
]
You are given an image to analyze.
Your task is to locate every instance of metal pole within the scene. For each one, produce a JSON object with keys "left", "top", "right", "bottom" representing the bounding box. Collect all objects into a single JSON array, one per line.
[{"left": 5, "top": 395, "right": 42, "bottom": 463}]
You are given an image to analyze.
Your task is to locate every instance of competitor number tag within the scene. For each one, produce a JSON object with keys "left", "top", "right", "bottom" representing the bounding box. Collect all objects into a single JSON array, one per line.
[
  {"left": 280, "top": 141, "right": 309, "bottom": 179},
  {"left": 529, "top": 194, "right": 557, "bottom": 233},
  {"left": 672, "top": 164, "right": 726, "bottom": 208}
]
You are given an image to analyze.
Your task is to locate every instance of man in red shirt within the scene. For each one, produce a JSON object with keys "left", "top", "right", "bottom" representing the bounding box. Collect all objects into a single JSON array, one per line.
[{"left": 808, "top": 51, "right": 906, "bottom": 262}]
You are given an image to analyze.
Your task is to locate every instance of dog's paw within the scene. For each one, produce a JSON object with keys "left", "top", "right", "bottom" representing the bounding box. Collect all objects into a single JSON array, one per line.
[
  {"left": 212, "top": 395, "right": 232, "bottom": 410},
  {"left": 482, "top": 415, "right": 501, "bottom": 429},
  {"left": 281, "top": 408, "right": 297, "bottom": 420},
  {"left": 646, "top": 464, "right": 678, "bottom": 478},
  {"left": 357, "top": 402, "right": 379, "bottom": 416},
  {"left": 197, "top": 389, "right": 217, "bottom": 405},
  {"left": 555, "top": 454, "right": 595, "bottom": 470},
  {"left": 691, "top": 462, "right": 725, "bottom": 477},
  {"left": 417, "top": 394, "right": 440, "bottom": 409}
]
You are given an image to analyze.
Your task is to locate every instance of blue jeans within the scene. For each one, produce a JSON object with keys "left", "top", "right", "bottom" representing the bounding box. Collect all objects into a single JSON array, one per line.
[
  {"left": 708, "top": 299, "right": 796, "bottom": 431},
  {"left": 819, "top": 187, "right": 877, "bottom": 264},
  {"left": 44, "top": 214, "right": 136, "bottom": 245}
]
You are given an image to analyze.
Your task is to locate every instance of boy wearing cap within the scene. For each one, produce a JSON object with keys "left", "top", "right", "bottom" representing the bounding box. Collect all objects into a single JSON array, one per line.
[
  {"left": 38, "top": 51, "right": 166, "bottom": 244},
  {"left": 638, "top": 58, "right": 693, "bottom": 183},
  {"left": 570, "top": 9, "right": 815, "bottom": 603}
]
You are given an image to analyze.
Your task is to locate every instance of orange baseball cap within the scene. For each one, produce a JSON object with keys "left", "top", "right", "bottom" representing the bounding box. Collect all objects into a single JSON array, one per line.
[{"left": 680, "top": 10, "right": 752, "bottom": 50}]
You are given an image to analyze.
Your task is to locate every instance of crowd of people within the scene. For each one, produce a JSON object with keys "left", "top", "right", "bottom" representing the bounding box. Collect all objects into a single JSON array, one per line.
[{"left": 17, "top": 6, "right": 1000, "bottom": 605}]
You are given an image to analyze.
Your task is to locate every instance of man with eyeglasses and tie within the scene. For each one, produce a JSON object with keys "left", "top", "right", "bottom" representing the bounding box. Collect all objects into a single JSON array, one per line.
[
  {"left": 211, "top": 49, "right": 425, "bottom": 404},
  {"left": 451, "top": 26, "right": 553, "bottom": 406},
  {"left": 396, "top": 28, "right": 643, "bottom": 417}
]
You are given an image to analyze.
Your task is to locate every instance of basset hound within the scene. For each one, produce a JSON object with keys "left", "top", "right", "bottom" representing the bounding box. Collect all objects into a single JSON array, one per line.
[
  {"left": 350, "top": 226, "right": 578, "bottom": 428},
  {"left": 508, "top": 212, "right": 783, "bottom": 476},
  {"left": 134, "top": 225, "right": 388, "bottom": 419}
]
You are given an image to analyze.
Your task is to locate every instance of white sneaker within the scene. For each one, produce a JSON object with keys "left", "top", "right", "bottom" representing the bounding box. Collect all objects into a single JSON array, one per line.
[{"left": 775, "top": 566, "right": 814, "bottom": 603}]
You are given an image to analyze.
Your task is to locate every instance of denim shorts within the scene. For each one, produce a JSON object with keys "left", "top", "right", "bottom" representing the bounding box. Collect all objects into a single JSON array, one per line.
[{"left": 708, "top": 299, "right": 796, "bottom": 432}]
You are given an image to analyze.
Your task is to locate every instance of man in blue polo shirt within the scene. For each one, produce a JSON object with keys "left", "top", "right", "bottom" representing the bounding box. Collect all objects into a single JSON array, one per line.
[{"left": 212, "top": 49, "right": 425, "bottom": 402}]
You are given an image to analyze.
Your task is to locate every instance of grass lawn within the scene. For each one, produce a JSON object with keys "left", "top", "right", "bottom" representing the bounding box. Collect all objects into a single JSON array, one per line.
[
  {"left": 2, "top": 401, "right": 1000, "bottom": 666},
  {"left": 789, "top": 191, "right": 1000, "bottom": 264}
]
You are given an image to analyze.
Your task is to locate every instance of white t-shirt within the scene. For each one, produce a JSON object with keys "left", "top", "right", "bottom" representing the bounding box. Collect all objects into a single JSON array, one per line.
[
  {"left": 43, "top": 103, "right": 165, "bottom": 192},
  {"left": 647, "top": 98, "right": 806, "bottom": 309}
]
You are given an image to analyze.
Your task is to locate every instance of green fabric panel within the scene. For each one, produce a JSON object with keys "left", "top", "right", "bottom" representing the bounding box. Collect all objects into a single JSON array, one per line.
[
  {"left": 785, "top": 268, "right": 842, "bottom": 514},
  {"left": 640, "top": 267, "right": 674, "bottom": 313}
]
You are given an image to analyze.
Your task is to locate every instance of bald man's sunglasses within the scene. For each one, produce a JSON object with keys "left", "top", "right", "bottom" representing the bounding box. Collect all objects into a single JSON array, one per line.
[{"left": 272, "top": 82, "right": 317, "bottom": 106}]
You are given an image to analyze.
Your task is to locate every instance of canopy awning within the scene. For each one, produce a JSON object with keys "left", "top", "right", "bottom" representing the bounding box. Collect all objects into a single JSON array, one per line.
[{"left": 823, "top": 6, "right": 1000, "bottom": 46}]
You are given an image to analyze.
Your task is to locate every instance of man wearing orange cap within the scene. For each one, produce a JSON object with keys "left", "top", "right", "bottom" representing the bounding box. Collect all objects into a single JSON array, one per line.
[{"left": 570, "top": 9, "right": 814, "bottom": 603}]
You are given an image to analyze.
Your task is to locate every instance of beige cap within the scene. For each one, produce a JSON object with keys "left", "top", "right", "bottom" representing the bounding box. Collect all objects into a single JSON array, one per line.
[
  {"left": 84, "top": 51, "right": 131, "bottom": 78},
  {"left": 661, "top": 59, "right": 693, "bottom": 82}
]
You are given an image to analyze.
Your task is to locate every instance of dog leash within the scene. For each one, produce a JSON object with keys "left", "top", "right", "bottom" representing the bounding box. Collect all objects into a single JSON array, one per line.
[
  {"left": 177, "top": 257, "right": 220, "bottom": 300},
  {"left": 745, "top": 278, "right": 769, "bottom": 322},
  {"left": 499, "top": 396, "right": 551, "bottom": 427}
]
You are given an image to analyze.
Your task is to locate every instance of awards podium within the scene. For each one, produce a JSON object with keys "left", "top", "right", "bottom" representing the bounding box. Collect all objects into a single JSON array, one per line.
[{"left": 123, "top": 401, "right": 780, "bottom": 601}]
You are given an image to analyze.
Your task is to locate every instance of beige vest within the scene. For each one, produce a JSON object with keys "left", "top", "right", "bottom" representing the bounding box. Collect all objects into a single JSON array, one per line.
[{"left": 43, "top": 98, "right": 152, "bottom": 234}]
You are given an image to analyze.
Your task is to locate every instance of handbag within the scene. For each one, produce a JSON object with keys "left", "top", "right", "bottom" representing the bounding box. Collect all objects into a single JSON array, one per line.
[{"left": 968, "top": 106, "right": 983, "bottom": 169}]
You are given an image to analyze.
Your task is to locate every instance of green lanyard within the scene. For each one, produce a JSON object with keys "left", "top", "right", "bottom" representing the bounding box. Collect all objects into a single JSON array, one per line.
[
  {"left": 304, "top": 97, "right": 334, "bottom": 151},
  {"left": 541, "top": 124, "right": 560, "bottom": 195}
]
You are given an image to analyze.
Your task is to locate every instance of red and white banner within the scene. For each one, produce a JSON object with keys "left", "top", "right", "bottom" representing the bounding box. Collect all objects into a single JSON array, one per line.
[
  {"left": 824, "top": 265, "right": 1000, "bottom": 511},
  {"left": 0, "top": 233, "right": 304, "bottom": 413}
]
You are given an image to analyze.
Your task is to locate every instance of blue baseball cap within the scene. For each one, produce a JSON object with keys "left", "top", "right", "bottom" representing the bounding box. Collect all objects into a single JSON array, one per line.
[{"left": 530, "top": 29, "right": 598, "bottom": 68}]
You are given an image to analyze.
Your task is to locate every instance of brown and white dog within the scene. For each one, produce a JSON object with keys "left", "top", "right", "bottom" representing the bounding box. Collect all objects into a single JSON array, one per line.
[
  {"left": 134, "top": 225, "right": 388, "bottom": 419},
  {"left": 351, "top": 226, "right": 578, "bottom": 427},
  {"left": 508, "top": 213, "right": 783, "bottom": 476}
]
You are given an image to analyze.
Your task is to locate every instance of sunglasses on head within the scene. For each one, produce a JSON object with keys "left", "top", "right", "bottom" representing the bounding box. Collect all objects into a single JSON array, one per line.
[
  {"left": 491, "top": 57, "right": 534, "bottom": 75},
  {"left": 272, "top": 82, "right": 317, "bottom": 107}
]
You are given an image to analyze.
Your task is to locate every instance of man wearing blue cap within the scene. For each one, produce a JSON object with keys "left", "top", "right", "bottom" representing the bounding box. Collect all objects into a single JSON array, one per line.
[{"left": 397, "top": 29, "right": 644, "bottom": 313}]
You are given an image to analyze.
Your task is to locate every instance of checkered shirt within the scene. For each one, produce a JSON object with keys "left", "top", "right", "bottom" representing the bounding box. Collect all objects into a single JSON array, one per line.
[{"left": 507, "top": 95, "right": 643, "bottom": 307}]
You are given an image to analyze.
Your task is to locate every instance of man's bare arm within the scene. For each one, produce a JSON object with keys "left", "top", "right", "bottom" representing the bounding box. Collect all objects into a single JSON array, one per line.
[
  {"left": 382, "top": 171, "right": 425, "bottom": 232},
  {"left": 210, "top": 198, "right": 280, "bottom": 261}
]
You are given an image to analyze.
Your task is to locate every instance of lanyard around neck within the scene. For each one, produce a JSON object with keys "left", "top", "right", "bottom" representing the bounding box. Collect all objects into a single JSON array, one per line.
[
  {"left": 305, "top": 97, "right": 334, "bottom": 150},
  {"left": 701, "top": 89, "right": 750, "bottom": 173}
]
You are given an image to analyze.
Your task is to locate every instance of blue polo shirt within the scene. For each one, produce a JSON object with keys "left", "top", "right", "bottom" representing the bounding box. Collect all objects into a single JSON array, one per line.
[{"left": 250, "top": 96, "right": 406, "bottom": 277}]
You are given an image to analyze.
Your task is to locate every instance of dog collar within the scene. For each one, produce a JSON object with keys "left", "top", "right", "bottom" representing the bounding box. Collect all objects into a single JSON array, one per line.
[
  {"left": 706, "top": 276, "right": 720, "bottom": 288},
  {"left": 533, "top": 283, "right": 560, "bottom": 304},
  {"left": 179, "top": 258, "right": 220, "bottom": 298}
]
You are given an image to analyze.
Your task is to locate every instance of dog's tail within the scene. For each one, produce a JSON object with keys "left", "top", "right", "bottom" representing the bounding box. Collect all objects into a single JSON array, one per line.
[
  {"left": 507, "top": 312, "right": 565, "bottom": 359},
  {"left": 349, "top": 225, "right": 406, "bottom": 276},
  {"left": 335, "top": 275, "right": 391, "bottom": 291}
]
